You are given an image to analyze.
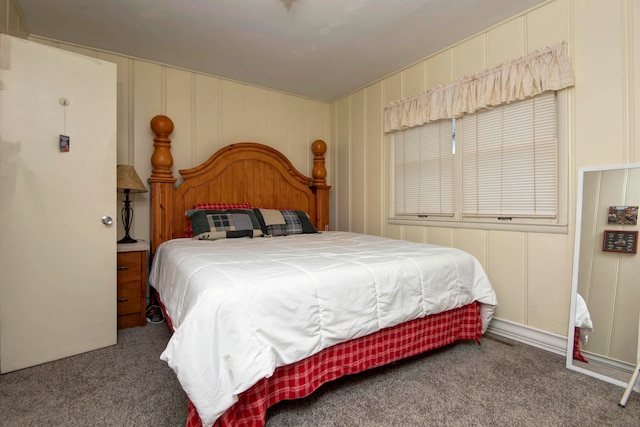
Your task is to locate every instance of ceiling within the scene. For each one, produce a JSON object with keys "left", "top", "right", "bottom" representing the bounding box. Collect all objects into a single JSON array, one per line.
[{"left": 16, "top": 0, "right": 546, "bottom": 102}]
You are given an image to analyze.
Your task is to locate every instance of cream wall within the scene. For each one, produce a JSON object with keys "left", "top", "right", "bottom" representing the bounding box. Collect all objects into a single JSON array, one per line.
[
  {"left": 333, "top": 0, "right": 640, "bottom": 337},
  {"left": 27, "top": 38, "right": 333, "bottom": 245}
]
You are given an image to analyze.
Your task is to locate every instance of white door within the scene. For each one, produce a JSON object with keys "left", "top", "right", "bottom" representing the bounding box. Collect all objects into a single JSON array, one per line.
[{"left": 0, "top": 35, "right": 117, "bottom": 372}]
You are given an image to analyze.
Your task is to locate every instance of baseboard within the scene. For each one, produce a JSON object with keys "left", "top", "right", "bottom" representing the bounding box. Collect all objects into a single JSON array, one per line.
[
  {"left": 584, "top": 351, "right": 634, "bottom": 372},
  {"left": 486, "top": 317, "right": 568, "bottom": 357}
]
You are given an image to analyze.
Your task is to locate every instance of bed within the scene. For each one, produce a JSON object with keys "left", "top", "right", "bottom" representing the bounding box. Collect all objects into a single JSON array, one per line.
[{"left": 147, "top": 115, "right": 498, "bottom": 427}]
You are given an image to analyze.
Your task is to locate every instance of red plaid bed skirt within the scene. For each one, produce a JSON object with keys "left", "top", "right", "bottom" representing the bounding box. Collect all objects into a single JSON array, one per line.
[
  {"left": 573, "top": 326, "right": 589, "bottom": 363},
  {"left": 170, "top": 301, "right": 482, "bottom": 427}
]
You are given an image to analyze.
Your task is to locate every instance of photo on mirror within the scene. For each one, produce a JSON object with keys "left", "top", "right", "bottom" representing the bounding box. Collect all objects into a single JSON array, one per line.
[
  {"left": 607, "top": 205, "right": 638, "bottom": 225},
  {"left": 602, "top": 230, "right": 638, "bottom": 254}
]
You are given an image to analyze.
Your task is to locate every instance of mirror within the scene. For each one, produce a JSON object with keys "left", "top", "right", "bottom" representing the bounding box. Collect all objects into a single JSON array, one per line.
[{"left": 567, "top": 164, "right": 640, "bottom": 388}]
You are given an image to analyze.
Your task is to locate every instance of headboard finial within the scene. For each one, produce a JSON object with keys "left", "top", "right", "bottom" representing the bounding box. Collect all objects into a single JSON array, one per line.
[
  {"left": 311, "top": 139, "right": 327, "bottom": 185},
  {"left": 150, "top": 115, "right": 174, "bottom": 137},
  {"left": 149, "top": 115, "right": 176, "bottom": 183}
]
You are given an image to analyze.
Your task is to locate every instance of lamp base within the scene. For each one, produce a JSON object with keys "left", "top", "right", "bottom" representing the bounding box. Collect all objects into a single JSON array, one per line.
[
  {"left": 117, "top": 236, "right": 138, "bottom": 244},
  {"left": 118, "top": 189, "right": 137, "bottom": 244}
]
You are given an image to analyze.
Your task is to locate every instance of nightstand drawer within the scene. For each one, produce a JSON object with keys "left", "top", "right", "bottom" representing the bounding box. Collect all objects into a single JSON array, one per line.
[
  {"left": 117, "top": 251, "right": 142, "bottom": 282},
  {"left": 116, "top": 241, "right": 149, "bottom": 329},
  {"left": 117, "top": 280, "right": 142, "bottom": 315}
]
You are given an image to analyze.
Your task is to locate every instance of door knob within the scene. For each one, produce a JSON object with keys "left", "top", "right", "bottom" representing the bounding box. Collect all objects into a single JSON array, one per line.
[{"left": 102, "top": 215, "right": 113, "bottom": 225}]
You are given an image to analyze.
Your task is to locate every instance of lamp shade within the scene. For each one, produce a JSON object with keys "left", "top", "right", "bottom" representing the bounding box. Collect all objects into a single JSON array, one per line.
[{"left": 116, "top": 165, "right": 148, "bottom": 193}]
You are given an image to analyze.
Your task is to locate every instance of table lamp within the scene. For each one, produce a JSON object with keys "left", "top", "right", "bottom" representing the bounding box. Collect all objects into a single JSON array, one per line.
[{"left": 116, "top": 164, "right": 148, "bottom": 243}]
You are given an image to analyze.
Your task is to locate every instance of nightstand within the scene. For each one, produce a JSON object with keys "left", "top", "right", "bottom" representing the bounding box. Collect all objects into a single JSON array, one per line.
[{"left": 116, "top": 240, "right": 149, "bottom": 329}]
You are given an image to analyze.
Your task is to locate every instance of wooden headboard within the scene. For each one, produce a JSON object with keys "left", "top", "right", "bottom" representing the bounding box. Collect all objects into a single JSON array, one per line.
[{"left": 148, "top": 115, "right": 331, "bottom": 255}]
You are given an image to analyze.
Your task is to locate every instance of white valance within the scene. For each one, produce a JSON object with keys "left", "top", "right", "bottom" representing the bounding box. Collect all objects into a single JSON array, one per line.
[{"left": 384, "top": 42, "right": 574, "bottom": 133}]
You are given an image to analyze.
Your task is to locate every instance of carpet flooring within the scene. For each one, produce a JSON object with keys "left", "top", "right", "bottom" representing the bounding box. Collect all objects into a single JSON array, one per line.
[{"left": 0, "top": 322, "right": 638, "bottom": 426}]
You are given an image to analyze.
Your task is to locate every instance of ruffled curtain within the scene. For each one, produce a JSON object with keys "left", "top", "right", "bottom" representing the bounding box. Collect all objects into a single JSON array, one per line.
[{"left": 384, "top": 42, "right": 574, "bottom": 133}]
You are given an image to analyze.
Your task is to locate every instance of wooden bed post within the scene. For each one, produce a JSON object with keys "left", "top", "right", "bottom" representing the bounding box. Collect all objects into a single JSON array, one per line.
[
  {"left": 310, "top": 139, "right": 331, "bottom": 231},
  {"left": 148, "top": 115, "right": 177, "bottom": 256}
]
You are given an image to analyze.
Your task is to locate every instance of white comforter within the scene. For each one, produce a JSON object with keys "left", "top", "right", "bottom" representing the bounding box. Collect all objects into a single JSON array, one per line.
[
  {"left": 149, "top": 231, "right": 497, "bottom": 426},
  {"left": 575, "top": 293, "right": 593, "bottom": 344}
]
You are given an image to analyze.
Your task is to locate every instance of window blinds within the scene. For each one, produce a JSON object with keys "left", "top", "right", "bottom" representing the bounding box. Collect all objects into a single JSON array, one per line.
[
  {"left": 461, "top": 91, "right": 557, "bottom": 218},
  {"left": 394, "top": 120, "right": 454, "bottom": 216}
]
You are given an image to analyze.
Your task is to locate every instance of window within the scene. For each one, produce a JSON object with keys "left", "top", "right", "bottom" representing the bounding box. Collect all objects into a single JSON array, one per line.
[
  {"left": 394, "top": 119, "right": 454, "bottom": 217},
  {"left": 391, "top": 91, "right": 567, "bottom": 231}
]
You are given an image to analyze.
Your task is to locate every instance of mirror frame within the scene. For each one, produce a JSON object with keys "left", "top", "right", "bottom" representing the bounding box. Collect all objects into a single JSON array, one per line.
[{"left": 566, "top": 163, "right": 640, "bottom": 387}]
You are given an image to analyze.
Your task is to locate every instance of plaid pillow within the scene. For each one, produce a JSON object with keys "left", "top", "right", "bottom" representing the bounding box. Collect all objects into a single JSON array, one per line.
[
  {"left": 253, "top": 209, "right": 288, "bottom": 236},
  {"left": 298, "top": 211, "right": 319, "bottom": 234},
  {"left": 288, "top": 210, "right": 319, "bottom": 234},
  {"left": 194, "top": 202, "right": 252, "bottom": 210},
  {"left": 189, "top": 209, "right": 263, "bottom": 240},
  {"left": 253, "top": 209, "right": 319, "bottom": 236},
  {"left": 281, "top": 210, "right": 303, "bottom": 235},
  {"left": 266, "top": 224, "right": 287, "bottom": 236},
  {"left": 184, "top": 202, "right": 252, "bottom": 237}
]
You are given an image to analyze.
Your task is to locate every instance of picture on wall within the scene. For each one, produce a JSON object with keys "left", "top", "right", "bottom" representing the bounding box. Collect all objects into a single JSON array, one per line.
[
  {"left": 607, "top": 206, "right": 638, "bottom": 225},
  {"left": 602, "top": 230, "right": 638, "bottom": 254},
  {"left": 59, "top": 135, "right": 70, "bottom": 152}
]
